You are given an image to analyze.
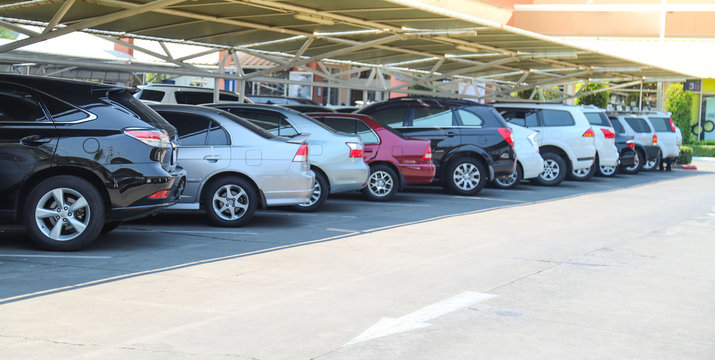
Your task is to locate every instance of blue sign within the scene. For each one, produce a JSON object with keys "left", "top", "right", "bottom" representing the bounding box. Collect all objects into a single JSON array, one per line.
[{"left": 683, "top": 80, "right": 701, "bottom": 92}]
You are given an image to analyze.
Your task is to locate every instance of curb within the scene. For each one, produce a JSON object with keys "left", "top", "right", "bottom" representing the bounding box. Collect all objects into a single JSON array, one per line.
[{"left": 680, "top": 164, "right": 698, "bottom": 170}]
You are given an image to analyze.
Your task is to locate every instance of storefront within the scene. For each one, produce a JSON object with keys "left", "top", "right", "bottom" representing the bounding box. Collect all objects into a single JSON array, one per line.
[{"left": 690, "top": 79, "right": 715, "bottom": 141}]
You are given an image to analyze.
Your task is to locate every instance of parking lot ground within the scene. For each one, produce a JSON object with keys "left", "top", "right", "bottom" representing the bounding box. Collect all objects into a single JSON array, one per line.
[{"left": 1, "top": 162, "right": 714, "bottom": 359}]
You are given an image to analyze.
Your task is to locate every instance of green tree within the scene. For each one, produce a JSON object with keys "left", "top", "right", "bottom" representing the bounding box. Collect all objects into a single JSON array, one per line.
[
  {"left": 512, "top": 87, "right": 561, "bottom": 102},
  {"left": 576, "top": 82, "right": 610, "bottom": 108},
  {"left": 0, "top": 28, "right": 18, "bottom": 40},
  {"left": 665, "top": 83, "right": 693, "bottom": 144}
]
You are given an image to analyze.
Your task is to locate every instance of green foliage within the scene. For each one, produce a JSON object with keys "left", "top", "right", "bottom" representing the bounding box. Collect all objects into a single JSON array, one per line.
[
  {"left": 408, "top": 84, "right": 433, "bottom": 96},
  {"left": 575, "top": 82, "right": 609, "bottom": 108},
  {"left": 677, "top": 146, "right": 693, "bottom": 164},
  {"left": 665, "top": 83, "right": 693, "bottom": 144},
  {"left": 0, "top": 28, "right": 17, "bottom": 40},
  {"left": 689, "top": 145, "right": 715, "bottom": 157},
  {"left": 511, "top": 87, "right": 561, "bottom": 102},
  {"left": 691, "top": 140, "right": 715, "bottom": 146}
]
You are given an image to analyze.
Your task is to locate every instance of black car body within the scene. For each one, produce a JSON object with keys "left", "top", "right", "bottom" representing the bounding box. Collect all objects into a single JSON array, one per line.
[
  {"left": 357, "top": 97, "right": 516, "bottom": 195},
  {"left": 0, "top": 75, "right": 186, "bottom": 250},
  {"left": 615, "top": 134, "right": 637, "bottom": 168}
]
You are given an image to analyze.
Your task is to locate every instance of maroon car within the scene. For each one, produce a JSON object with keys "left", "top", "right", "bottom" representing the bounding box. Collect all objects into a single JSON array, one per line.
[{"left": 308, "top": 113, "right": 436, "bottom": 201}]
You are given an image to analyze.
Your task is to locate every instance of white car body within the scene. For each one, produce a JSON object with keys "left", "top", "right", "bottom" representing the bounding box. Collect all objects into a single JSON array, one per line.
[
  {"left": 580, "top": 106, "right": 620, "bottom": 167},
  {"left": 135, "top": 84, "right": 241, "bottom": 104},
  {"left": 642, "top": 112, "right": 680, "bottom": 160},
  {"left": 509, "top": 123, "right": 544, "bottom": 179}
]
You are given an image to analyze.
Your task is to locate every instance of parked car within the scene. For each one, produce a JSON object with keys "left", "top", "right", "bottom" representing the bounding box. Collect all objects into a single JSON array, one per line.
[
  {"left": 492, "top": 123, "right": 544, "bottom": 189},
  {"left": 495, "top": 103, "right": 596, "bottom": 186},
  {"left": 307, "top": 112, "right": 435, "bottom": 201},
  {"left": 205, "top": 104, "right": 369, "bottom": 211},
  {"left": 578, "top": 106, "right": 620, "bottom": 178},
  {"left": 280, "top": 104, "right": 336, "bottom": 114},
  {"left": 135, "top": 84, "right": 243, "bottom": 105},
  {"left": 608, "top": 113, "right": 661, "bottom": 172},
  {"left": 639, "top": 111, "right": 680, "bottom": 166},
  {"left": 357, "top": 97, "right": 516, "bottom": 196},
  {"left": 614, "top": 134, "right": 638, "bottom": 174},
  {"left": 0, "top": 75, "right": 186, "bottom": 250},
  {"left": 150, "top": 104, "right": 315, "bottom": 226},
  {"left": 247, "top": 95, "right": 319, "bottom": 105}
]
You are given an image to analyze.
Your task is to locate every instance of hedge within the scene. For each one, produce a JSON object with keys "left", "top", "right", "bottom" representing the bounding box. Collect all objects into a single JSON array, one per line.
[
  {"left": 677, "top": 146, "right": 692, "bottom": 164},
  {"left": 690, "top": 145, "right": 715, "bottom": 157},
  {"left": 691, "top": 140, "right": 715, "bottom": 146}
]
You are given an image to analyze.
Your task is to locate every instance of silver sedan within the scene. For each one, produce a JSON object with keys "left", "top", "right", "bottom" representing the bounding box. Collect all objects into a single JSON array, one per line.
[{"left": 150, "top": 104, "right": 315, "bottom": 226}]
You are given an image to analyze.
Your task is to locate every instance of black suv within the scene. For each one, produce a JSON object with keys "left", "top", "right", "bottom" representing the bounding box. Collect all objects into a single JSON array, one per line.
[
  {"left": 357, "top": 97, "right": 516, "bottom": 195},
  {"left": 0, "top": 75, "right": 186, "bottom": 250}
]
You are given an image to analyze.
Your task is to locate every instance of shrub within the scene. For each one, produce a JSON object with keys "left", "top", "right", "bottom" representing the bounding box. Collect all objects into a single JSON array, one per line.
[
  {"left": 690, "top": 145, "right": 715, "bottom": 157},
  {"left": 576, "top": 82, "right": 610, "bottom": 108},
  {"left": 691, "top": 140, "right": 715, "bottom": 146},
  {"left": 665, "top": 84, "right": 693, "bottom": 144},
  {"left": 677, "top": 146, "right": 693, "bottom": 164}
]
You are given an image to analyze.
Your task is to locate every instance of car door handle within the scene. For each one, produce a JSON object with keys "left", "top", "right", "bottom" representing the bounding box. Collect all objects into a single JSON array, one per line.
[
  {"left": 203, "top": 155, "right": 221, "bottom": 162},
  {"left": 20, "top": 135, "right": 52, "bottom": 145},
  {"left": 445, "top": 131, "right": 457, "bottom": 137}
]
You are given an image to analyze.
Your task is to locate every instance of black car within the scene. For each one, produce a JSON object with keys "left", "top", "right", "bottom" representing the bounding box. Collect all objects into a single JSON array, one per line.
[
  {"left": 0, "top": 75, "right": 186, "bottom": 250},
  {"left": 246, "top": 95, "right": 319, "bottom": 105},
  {"left": 615, "top": 134, "right": 639, "bottom": 174},
  {"left": 357, "top": 97, "right": 516, "bottom": 195}
]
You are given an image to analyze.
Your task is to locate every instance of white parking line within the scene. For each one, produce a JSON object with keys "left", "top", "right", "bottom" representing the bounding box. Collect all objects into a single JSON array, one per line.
[
  {"left": 114, "top": 229, "right": 259, "bottom": 235},
  {"left": 260, "top": 211, "right": 357, "bottom": 219},
  {"left": 0, "top": 254, "right": 112, "bottom": 259},
  {"left": 333, "top": 199, "right": 430, "bottom": 207},
  {"left": 452, "top": 196, "right": 526, "bottom": 203},
  {"left": 326, "top": 228, "right": 359, "bottom": 233}
]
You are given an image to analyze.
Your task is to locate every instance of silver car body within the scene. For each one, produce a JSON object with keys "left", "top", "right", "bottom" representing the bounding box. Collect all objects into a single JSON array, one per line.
[
  {"left": 206, "top": 104, "right": 369, "bottom": 194},
  {"left": 150, "top": 104, "right": 314, "bottom": 209},
  {"left": 641, "top": 111, "right": 680, "bottom": 160},
  {"left": 509, "top": 123, "right": 544, "bottom": 179}
]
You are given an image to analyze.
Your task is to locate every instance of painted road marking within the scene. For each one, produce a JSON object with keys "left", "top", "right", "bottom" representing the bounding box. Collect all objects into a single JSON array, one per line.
[
  {"left": 114, "top": 229, "right": 259, "bottom": 235},
  {"left": 326, "top": 228, "right": 359, "bottom": 233},
  {"left": 346, "top": 291, "right": 496, "bottom": 346},
  {"left": 260, "top": 211, "right": 357, "bottom": 219},
  {"left": 452, "top": 196, "right": 526, "bottom": 203},
  {"left": 334, "top": 200, "right": 430, "bottom": 207},
  {"left": 0, "top": 254, "right": 112, "bottom": 259}
]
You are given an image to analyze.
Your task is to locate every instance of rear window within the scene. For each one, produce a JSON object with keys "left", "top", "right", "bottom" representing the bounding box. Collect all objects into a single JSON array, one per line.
[
  {"left": 610, "top": 117, "right": 626, "bottom": 134},
  {"left": 138, "top": 89, "right": 165, "bottom": 102},
  {"left": 174, "top": 91, "right": 213, "bottom": 105},
  {"left": 648, "top": 116, "right": 674, "bottom": 132},
  {"left": 216, "top": 110, "right": 276, "bottom": 139},
  {"left": 625, "top": 117, "right": 652, "bottom": 133},
  {"left": 541, "top": 109, "right": 575, "bottom": 127},
  {"left": 108, "top": 90, "right": 177, "bottom": 139},
  {"left": 361, "top": 105, "right": 405, "bottom": 128},
  {"left": 584, "top": 112, "right": 611, "bottom": 127}
]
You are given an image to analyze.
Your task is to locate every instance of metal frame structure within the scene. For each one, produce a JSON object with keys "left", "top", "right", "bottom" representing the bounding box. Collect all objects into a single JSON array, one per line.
[{"left": 0, "top": 0, "right": 690, "bottom": 102}]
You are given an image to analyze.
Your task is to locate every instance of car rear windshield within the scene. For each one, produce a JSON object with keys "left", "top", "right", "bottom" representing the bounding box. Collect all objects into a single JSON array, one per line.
[
  {"left": 648, "top": 116, "right": 674, "bottom": 132},
  {"left": 624, "top": 117, "right": 652, "bottom": 133},
  {"left": 218, "top": 110, "right": 276, "bottom": 139},
  {"left": 108, "top": 90, "right": 177, "bottom": 139},
  {"left": 584, "top": 112, "right": 612, "bottom": 127},
  {"left": 138, "top": 89, "right": 165, "bottom": 102}
]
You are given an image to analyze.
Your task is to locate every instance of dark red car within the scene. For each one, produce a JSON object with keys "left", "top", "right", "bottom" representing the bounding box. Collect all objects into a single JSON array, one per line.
[{"left": 307, "top": 113, "right": 435, "bottom": 201}]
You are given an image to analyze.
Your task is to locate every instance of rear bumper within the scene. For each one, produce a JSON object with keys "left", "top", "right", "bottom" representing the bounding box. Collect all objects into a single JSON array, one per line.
[
  {"left": 519, "top": 151, "right": 544, "bottom": 179},
  {"left": 110, "top": 168, "right": 186, "bottom": 221},
  {"left": 326, "top": 161, "right": 369, "bottom": 193},
  {"left": 618, "top": 148, "right": 636, "bottom": 167},
  {"left": 492, "top": 158, "right": 517, "bottom": 179},
  {"left": 644, "top": 145, "right": 661, "bottom": 161},
  {"left": 597, "top": 147, "right": 620, "bottom": 167},
  {"left": 398, "top": 163, "right": 436, "bottom": 185},
  {"left": 264, "top": 171, "right": 315, "bottom": 206}
]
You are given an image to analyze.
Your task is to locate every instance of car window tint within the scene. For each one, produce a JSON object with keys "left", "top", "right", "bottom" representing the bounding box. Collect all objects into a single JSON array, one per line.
[
  {"left": 109, "top": 91, "right": 177, "bottom": 140},
  {"left": 584, "top": 112, "right": 611, "bottom": 127},
  {"left": 499, "top": 109, "right": 538, "bottom": 127},
  {"left": 456, "top": 109, "right": 483, "bottom": 127},
  {"left": 412, "top": 105, "right": 453, "bottom": 127},
  {"left": 219, "top": 93, "right": 238, "bottom": 102},
  {"left": 318, "top": 117, "right": 356, "bottom": 134},
  {"left": 625, "top": 117, "right": 652, "bottom": 133},
  {"left": 207, "top": 120, "right": 229, "bottom": 145},
  {"left": 224, "top": 109, "right": 298, "bottom": 136},
  {"left": 0, "top": 85, "right": 46, "bottom": 123},
  {"left": 40, "top": 93, "right": 91, "bottom": 123},
  {"left": 363, "top": 105, "right": 405, "bottom": 128},
  {"left": 648, "top": 116, "right": 672, "bottom": 132},
  {"left": 540, "top": 109, "right": 575, "bottom": 127},
  {"left": 610, "top": 117, "right": 626, "bottom": 134},
  {"left": 158, "top": 111, "right": 209, "bottom": 146},
  {"left": 174, "top": 91, "right": 214, "bottom": 105},
  {"left": 138, "top": 89, "right": 165, "bottom": 102},
  {"left": 356, "top": 120, "right": 379, "bottom": 144}
]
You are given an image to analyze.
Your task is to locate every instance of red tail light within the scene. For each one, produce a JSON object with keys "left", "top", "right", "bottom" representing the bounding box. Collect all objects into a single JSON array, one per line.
[
  {"left": 123, "top": 129, "right": 170, "bottom": 147},
  {"left": 669, "top": 118, "right": 676, "bottom": 132},
  {"left": 600, "top": 128, "right": 615, "bottom": 139},
  {"left": 149, "top": 190, "right": 170, "bottom": 199},
  {"left": 293, "top": 143, "right": 309, "bottom": 162},
  {"left": 582, "top": 128, "right": 595, "bottom": 137},
  {"left": 626, "top": 140, "right": 635, "bottom": 149},
  {"left": 423, "top": 146, "right": 432, "bottom": 161},
  {"left": 347, "top": 142, "right": 364, "bottom": 158},
  {"left": 652, "top": 134, "right": 658, "bottom": 145},
  {"left": 497, "top": 127, "right": 514, "bottom": 146}
]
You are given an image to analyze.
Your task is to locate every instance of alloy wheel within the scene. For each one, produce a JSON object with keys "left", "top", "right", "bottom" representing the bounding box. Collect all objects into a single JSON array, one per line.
[
  {"left": 453, "top": 163, "right": 481, "bottom": 191},
  {"left": 212, "top": 184, "right": 249, "bottom": 221},
  {"left": 540, "top": 159, "right": 561, "bottom": 181},
  {"left": 367, "top": 170, "right": 394, "bottom": 198},
  {"left": 34, "top": 188, "right": 90, "bottom": 242},
  {"left": 495, "top": 170, "right": 518, "bottom": 187},
  {"left": 600, "top": 165, "right": 617, "bottom": 176}
]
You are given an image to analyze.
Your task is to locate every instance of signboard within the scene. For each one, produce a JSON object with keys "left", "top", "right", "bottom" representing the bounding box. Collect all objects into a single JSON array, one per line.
[{"left": 683, "top": 80, "right": 701, "bottom": 92}]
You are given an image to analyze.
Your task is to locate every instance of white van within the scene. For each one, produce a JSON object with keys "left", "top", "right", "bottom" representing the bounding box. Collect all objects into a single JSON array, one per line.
[{"left": 135, "top": 84, "right": 242, "bottom": 105}]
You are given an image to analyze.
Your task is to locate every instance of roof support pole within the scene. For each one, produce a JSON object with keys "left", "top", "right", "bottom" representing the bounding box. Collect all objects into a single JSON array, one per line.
[
  {"left": 96, "top": 35, "right": 211, "bottom": 73},
  {"left": 484, "top": 70, "right": 592, "bottom": 99},
  {"left": 0, "top": 0, "right": 58, "bottom": 10},
  {"left": 388, "top": 57, "right": 517, "bottom": 91},
  {"left": 214, "top": 50, "right": 230, "bottom": 102},
  {"left": 42, "top": 0, "right": 76, "bottom": 34},
  {"left": 0, "top": 0, "right": 186, "bottom": 54},
  {"left": 551, "top": 80, "right": 643, "bottom": 103}
]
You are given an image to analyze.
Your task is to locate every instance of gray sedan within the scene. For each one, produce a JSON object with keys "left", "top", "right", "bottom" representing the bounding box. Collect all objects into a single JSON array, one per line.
[
  {"left": 206, "top": 104, "right": 369, "bottom": 211},
  {"left": 150, "top": 104, "right": 314, "bottom": 226}
]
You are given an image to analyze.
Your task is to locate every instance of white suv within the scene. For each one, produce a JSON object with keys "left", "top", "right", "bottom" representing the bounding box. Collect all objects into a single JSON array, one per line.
[
  {"left": 135, "top": 84, "right": 241, "bottom": 104},
  {"left": 492, "top": 123, "right": 544, "bottom": 189},
  {"left": 579, "top": 106, "right": 620, "bottom": 177},
  {"left": 495, "top": 103, "right": 596, "bottom": 186},
  {"left": 640, "top": 111, "right": 680, "bottom": 165}
]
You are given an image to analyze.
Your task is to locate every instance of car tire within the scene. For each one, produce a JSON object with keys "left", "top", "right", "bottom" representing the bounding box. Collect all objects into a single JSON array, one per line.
[
  {"left": 204, "top": 176, "right": 257, "bottom": 227},
  {"left": 291, "top": 170, "right": 328, "bottom": 212},
  {"left": 620, "top": 149, "right": 643, "bottom": 174},
  {"left": 23, "top": 175, "right": 105, "bottom": 251},
  {"left": 444, "top": 157, "right": 487, "bottom": 196},
  {"left": 533, "top": 152, "right": 567, "bottom": 186},
  {"left": 492, "top": 163, "right": 523, "bottom": 189},
  {"left": 568, "top": 157, "right": 597, "bottom": 181},
  {"left": 363, "top": 164, "right": 399, "bottom": 201},
  {"left": 643, "top": 151, "right": 660, "bottom": 171},
  {"left": 598, "top": 163, "right": 618, "bottom": 177},
  {"left": 101, "top": 221, "right": 122, "bottom": 234}
]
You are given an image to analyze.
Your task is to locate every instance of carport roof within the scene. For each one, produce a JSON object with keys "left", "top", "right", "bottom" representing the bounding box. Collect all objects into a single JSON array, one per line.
[{"left": 0, "top": 0, "right": 690, "bottom": 96}]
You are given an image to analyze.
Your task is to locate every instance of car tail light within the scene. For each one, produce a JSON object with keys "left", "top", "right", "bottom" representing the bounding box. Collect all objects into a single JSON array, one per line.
[
  {"left": 497, "top": 127, "right": 514, "bottom": 146},
  {"left": 124, "top": 129, "right": 170, "bottom": 147},
  {"left": 293, "top": 143, "right": 309, "bottom": 162},
  {"left": 347, "top": 142, "right": 363, "bottom": 158},
  {"left": 626, "top": 140, "right": 635, "bottom": 149},
  {"left": 149, "top": 190, "right": 170, "bottom": 199},
  {"left": 423, "top": 146, "right": 432, "bottom": 161},
  {"left": 582, "top": 128, "right": 595, "bottom": 137},
  {"left": 669, "top": 118, "right": 676, "bottom": 132},
  {"left": 600, "top": 128, "right": 616, "bottom": 139},
  {"left": 652, "top": 134, "right": 658, "bottom": 145}
]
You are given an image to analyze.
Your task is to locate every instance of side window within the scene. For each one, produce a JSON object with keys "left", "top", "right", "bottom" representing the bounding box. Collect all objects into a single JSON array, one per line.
[
  {"left": 356, "top": 120, "right": 380, "bottom": 144},
  {"left": 610, "top": 117, "right": 625, "bottom": 134},
  {"left": 227, "top": 109, "right": 298, "bottom": 137},
  {"left": 625, "top": 117, "right": 651, "bottom": 133},
  {"left": 540, "top": 109, "right": 575, "bottom": 127},
  {"left": 0, "top": 85, "right": 46, "bottom": 123},
  {"left": 412, "top": 105, "right": 454, "bottom": 127},
  {"left": 363, "top": 105, "right": 405, "bottom": 128},
  {"left": 138, "top": 89, "right": 165, "bottom": 102},
  {"left": 40, "top": 94, "right": 92, "bottom": 123},
  {"left": 158, "top": 111, "right": 210, "bottom": 146},
  {"left": 207, "top": 120, "right": 230, "bottom": 145},
  {"left": 499, "top": 109, "right": 537, "bottom": 127},
  {"left": 456, "top": 109, "right": 484, "bottom": 127},
  {"left": 319, "top": 117, "right": 357, "bottom": 134},
  {"left": 174, "top": 91, "right": 214, "bottom": 105},
  {"left": 219, "top": 93, "right": 239, "bottom": 102}
]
